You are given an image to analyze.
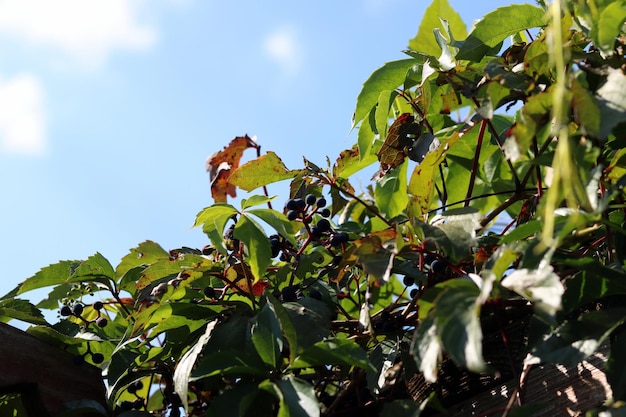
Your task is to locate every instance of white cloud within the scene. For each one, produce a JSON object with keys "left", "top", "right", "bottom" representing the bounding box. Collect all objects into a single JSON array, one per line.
[
  {"left": 0, "top": 73, "right": 46, "bottom": 156},
  {"left": 0, "top": 0, "right": 156, "bottom": 68},
  {"left": 263, "top": 26, "right": 302, "bottom": 76}
]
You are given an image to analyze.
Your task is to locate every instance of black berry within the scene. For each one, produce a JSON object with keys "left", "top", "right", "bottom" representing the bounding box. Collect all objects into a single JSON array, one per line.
[
  {"left": 330, "top": 232, "right": 349, "bottom": 247},
  {"left": 72, "top": 303, "right": 84, "bottom": 316},
  {"left": 93, "top": 301, "right": 104, "bottom": 311},
  {"left": 96, "top": 317, "right": 108, "bottom": 328},
  {"left": 120, "top": 400, "right": 133, "bottom": 411},
  {"left": 91, "top": 353, "right": 104, "bottom": 364},
  {"left": 286, "top": 210, "right": 299, "bottom": 221},
  {"left": 402, "top": 275, "right": 414, "bottom": 286},
  {"left": 286, "top": 199, "right": 299, "bottom": 211},
  {"left": 316, "top": 197, "right": 327, "bottom": 208},
  {"left": 60, "top": 305, "right": 72, "bottom": 317},
  {"left": 320, "top": 208, "right": 331, "bottom": 218},
  {"left": 306, "top": 194, "right": 317, "bottom": 205},
  {"left": 310, "top": 226, "right": 322, "bottom": 238},
  {"left": 294, "top": 198, "right": 306, "bottom": 210},
  {"left": 431, "top": 259, "right": 446, "bottom": 274},
  {"left": 203, "top": 287, "right": 216, "bottom": 299},
  {"left": 410, "top": 288, "right": 418, "bottom": 298},
  {"left": 281, "top": 286, "right": 298, "bottom": 302},
  {"left": 316, "top": 218, "right": 331, "bottom": 233}
]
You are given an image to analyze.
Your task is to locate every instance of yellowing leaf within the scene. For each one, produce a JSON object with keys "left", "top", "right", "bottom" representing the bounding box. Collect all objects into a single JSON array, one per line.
[
  {"left": 229, "top": 151, "right": 299, "bottom": 191},
  {"left": 206, "top": 135, "right": 257, "bottom": 203}
]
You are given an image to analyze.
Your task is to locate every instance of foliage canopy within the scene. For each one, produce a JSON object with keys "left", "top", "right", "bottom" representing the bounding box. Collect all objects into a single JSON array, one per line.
[{"left": 2, "top": 0, "right": 626, "bottom": 416}]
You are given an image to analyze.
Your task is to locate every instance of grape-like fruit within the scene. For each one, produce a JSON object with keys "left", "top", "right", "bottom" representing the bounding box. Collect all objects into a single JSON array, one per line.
[
  {"left": 72, "top": 303, "right": 84, "bottom": 316},
  {"left": 320, "top": 208, "right": 331, "bottom": 218},
  {"left": 410, "top": 288, "right": 418, "bottom": 298},
  {"left": 96, "top": 317, "right": 108, "bottom": 328},
  {"left": 120, "top": 400, "right": 133, "bottom": 411},
  {"left": 402, "top": 275, "right": 414, "bottom": 286},
  {"left": 281, "top": 286, "right": 298, "bottom": 302},
  {"left": 316, "top": 197, "right": 327, "bottom": 208},
  {"left": 286, "top": 210, "right": 299, "bottom": 221},
  {"left": 60, "top": 305, "right": 72, "bottom": 317},
  {"left": 93, "top": 301, "right": 104, "bottom": 311},
  {"left": 203, "top": 287, "right": 216, "bottom": 299},
  {"left": 316, "top": 218, "right": 331, "bottom": 233},
  {"left": 330, "top": 232, "right": 349, "bottom": 246},
  {"left": 310, "top": 226, "right": 322, "bottom": 238},
  {"left": 286, "top": 199, "right": 299, "bottom": 211},
  {"left": 431, "top": 259, "right": 445, "bottom": 273},
  {"left": 306, "top": 194, "right": 317, "bottom": 205},
  {"left": 294, "top": 198, "right": 306, "bottom": 210},
  {"left": 91, "top": 353, "right": 105, "bottom": 364}
]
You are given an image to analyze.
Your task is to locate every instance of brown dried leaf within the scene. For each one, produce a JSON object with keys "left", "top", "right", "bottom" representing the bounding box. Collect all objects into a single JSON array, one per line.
[
  {"left": 206, "top": 135, "right": 257, "bottom": 202},
  {"left": 376, "top": 113, "right": 421, "bottom": 177}
]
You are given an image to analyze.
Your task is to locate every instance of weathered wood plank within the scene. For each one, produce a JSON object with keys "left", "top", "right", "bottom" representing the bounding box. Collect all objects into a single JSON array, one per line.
[{"left": 0, "top": 322, "right": 108, "bottom": 416}]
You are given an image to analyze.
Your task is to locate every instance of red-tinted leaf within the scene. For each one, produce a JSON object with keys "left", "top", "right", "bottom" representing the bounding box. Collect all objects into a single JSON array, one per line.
[
  {"left": 376, "top": 113, "right": 421, "bottom": 176},
  {"left": 206, "top": 135, "right": 257, "bottom": 203}
]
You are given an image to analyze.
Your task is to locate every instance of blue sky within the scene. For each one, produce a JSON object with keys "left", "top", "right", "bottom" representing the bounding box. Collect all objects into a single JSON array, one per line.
[{"left": 0, "top": 0, "right": 527, "bottom": 300}]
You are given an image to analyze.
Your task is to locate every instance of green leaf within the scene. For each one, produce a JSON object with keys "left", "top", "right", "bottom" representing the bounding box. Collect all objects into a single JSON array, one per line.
[
  {"left": 357, "top": 108, "right": 377, "bottom": 161},
  {"left": 268, "top": 294, "right": 299, "bottom": 363},
  {"left": 174, "top": 320, "right": 218, "bottom": 413},
  {"left": 277, "top": 376, "right": 320, "bottom": 417},
  {"left": 412, "top": 314, "right": 441, "bottom": 383},
  {"left": 352, "top": 59, "right": 416, "bottom": 129},
  {"left": 571, "top": 77, "right": 600, "bottom": 138},
  {"left": 408, "top": 0, "right": 467, "bottom": 57},
  {"left": 251, "top": 301, "right": 284, "bottom": 368},
  {"left": 457, "top": 4, "right": 545, "bottom": 61},
  {"left": 291, "top": 338, "right": 373, "bottom": 370},
  {"left": 0, "top": 298, "right": 48, "bottom": 325},
  {"left": 283, "top": 297, "right": 332, "bottom": 354},
  {"left": 560, "top": 261, "right": 626, "bottom": 315},
  {"left": 529, "top": 308, "right": 626, "bottom": 367},
  {"left": 597, "top": 67, "right": 626, "bottom": 138},
  {"left": 234, "top": 213, "right": 272, "bottom": 281},
  {"left": 375, "top": 89, "right": 397, "bottom": 141},
  {"left": 194, "top": 204, "right": 238, "bottom": 254},
  {"left": 116, "top": 240, "right": 168, "bottom": 279},
  {"left": 501, "top": 264, "right": 564, "bottom": 319},
  {"left": 607, "top": 332, "right": 626, "bottom": 401},
  {"left": 229, "top": 151, "right": 299, "bottom": 191},
  {"left": 241, "top": 194, "right": 276, "bottom": 210},
  {"left": 375, "top": 160, "right": 408, "bottom": 219},
  {"left": 14, "top": 260, "right": 81, "bottom": 295},
  {"left": 592, "top": 0, "right": 626, "bottom": 56},
  {"left": 192, "top": 350, "right": 268, "bottom": 379},
  {"left": 433, "top": 279, "right": 486, "bottom": 373},
  {"left": 246, "top": 208, "right": 298, "bottom": 246}
]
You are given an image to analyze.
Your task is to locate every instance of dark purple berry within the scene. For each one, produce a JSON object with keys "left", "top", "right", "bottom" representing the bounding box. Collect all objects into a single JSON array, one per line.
[
  {"left": 120, "top": 400, "right": 133, "bottom": 411},
  {"left": 96, "top": 317, "right": 108, "bottom": 328},
  {"left": 203, "top": 287, "right": 216, "bottom": 299},
  {"left": 93, "top": 301, "right": 104, "bottom": 311},
  {"left": 127, "top": 383, "right": 138, "bottom": 394},
  {"left": 402, "top": 275, "right": 414, "bottom": 286},
  {"left": 134, "top": 380, "right": 144, "bottom": 391},
  {"left": 132, "top": 399, "right": 144, "bottom": 409},
  {"left": 91, "top": 353, "right": 104, "bottom": 364},
  {"left": 60, "top": 305, "right": 72, "bottom": 317},
  {"left": 286, "top": 210, "right": 299, "bottom": 221},
  {"left": 281, "top": 286, "right": 298, "bottom": 302},
  {"left": 320, "top": 208, "right": 331, "bottom": 218},
  {"left": 306, "top": 194, "right": 317, "bottom": 205},
  {"left": 286, "top": 199, "right": 299, "bottom": 211},
  {"left": 316, "top": 218, "right": 331, "bottom": 233},
  {"left": 316, "top": 197, "right": 327, "bottom": 208},
  {"left": 431, "top": 259, "right": 446, "bottom": 273},
  {"left": 294, "top": 198, "right": 306, "bottom": 210},
  {"left": 310, "top": 226, "right": 322, "bottom": 238},
  {"left": 410, "top": 288, "right": 418, "bottom": 298},
  {"left": 72, "top": 303, "right": 84, "bottom": 316}
]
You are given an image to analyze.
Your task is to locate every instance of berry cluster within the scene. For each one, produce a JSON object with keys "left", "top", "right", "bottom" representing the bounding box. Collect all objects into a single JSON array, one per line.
[
  {"left": 285, "top": 194, "right": 329, "bottom": 222},
  {"left": 285, "top": 194, "right": 351, "bottom": 251},
  {"left": 115, "top": 380, "right": 145, "bottom": 412},
  {"left": 60, "top": 300, "right": 108, "bottom": 328},
  {"left": 73, "top": 342, "right": 105, "bottom": 365}
]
